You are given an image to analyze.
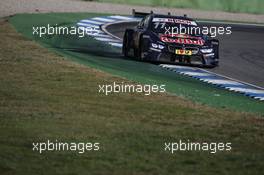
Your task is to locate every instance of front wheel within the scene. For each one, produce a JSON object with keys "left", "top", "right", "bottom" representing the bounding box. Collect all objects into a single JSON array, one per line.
[{"left": 138, "top": 36, "right": 150, "bottom": 61}]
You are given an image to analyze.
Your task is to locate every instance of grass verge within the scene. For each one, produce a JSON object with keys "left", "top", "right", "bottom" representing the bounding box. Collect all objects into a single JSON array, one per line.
[{"left": 0, "top": 16, "right": 264, "bottom": 174}]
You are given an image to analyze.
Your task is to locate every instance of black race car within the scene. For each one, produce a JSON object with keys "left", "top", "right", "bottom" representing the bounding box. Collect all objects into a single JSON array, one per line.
[{"left": 122, "top": 11, "right": 219, "bottom": 67}]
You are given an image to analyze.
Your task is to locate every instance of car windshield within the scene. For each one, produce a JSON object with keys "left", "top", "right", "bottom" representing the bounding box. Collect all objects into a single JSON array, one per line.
[{"left": 151, "top": 17, "right": 201, "bottom": 36}]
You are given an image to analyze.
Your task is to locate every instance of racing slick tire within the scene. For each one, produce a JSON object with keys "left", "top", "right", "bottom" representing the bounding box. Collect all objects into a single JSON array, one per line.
[
  {"left": 202, "top": 39, "right": 219, "bottom": 68},
  {"left": 122, "top": 29, "right": 134, "bottom": 57},
  {"left": 138, "top": 35, "right": 150, "bottom": 61}
]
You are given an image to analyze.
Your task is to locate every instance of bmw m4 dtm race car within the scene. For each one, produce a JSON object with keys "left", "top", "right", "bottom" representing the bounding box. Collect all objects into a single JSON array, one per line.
[{"left": 122, "top": 11, "right": 219, "bottom": 67}]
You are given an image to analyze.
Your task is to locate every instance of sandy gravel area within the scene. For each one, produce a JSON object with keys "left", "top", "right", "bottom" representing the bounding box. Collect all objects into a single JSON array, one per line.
[{"left": 1, "top": 0, "right": 264, "bottom": 23}]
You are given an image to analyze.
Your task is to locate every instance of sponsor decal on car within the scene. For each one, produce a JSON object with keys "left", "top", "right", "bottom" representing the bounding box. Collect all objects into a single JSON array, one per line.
[
  {"left": 175, "top": 49, "right": 192, "bottom": 55},
  {"left": 153, "top": 18, "right": 197, "bottom": 26},
  {"left": 160, "top": 34, "right": 205, "bottom": 46},
  {"left": 169, "top": 34, "right": 202, "bottom": 40}
]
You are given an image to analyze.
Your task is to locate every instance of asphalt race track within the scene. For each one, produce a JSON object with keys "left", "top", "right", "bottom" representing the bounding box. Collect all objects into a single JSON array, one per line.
[{"left": 106, "top": 21, "right": 264, "bottom": 88}]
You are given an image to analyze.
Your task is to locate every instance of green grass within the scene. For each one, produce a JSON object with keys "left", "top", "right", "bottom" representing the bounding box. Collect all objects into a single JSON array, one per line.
[
  {"left": 86, "top": 0, "right": 264, "bottom": 14},
  {"left": 9, "top": 13, "right": 264, "bottom": 114},
  {"left": 1, "top": 17, "right": 264, "bottom": 175}
]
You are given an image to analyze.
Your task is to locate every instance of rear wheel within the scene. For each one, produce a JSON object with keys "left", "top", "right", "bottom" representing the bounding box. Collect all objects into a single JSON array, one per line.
[
  {"left": 213, "top": 43, "right": 219, "bottom": 59},
  {"left": 122, "top": 30, "right": 133, "bottom": 57}
]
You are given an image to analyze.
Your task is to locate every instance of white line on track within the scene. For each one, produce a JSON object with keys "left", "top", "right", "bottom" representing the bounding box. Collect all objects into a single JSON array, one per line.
[
  {"left": 86, "top": 33, "right": 112, "bottom": 37},
  {"left": 79, "top": 19, "right": 104, "bottom": 25},
  {"left": 109, "top": 15, "right": 134, "bottom": 20},
  {"left": 94, "top": 37, "right": 121, "bottom": 42},
  {"left": 92, "top": 17, "right": 116, "bottom": 22},
  {"left": 77, "top": 22, "right": 100, "bottom": 28},
  {"left": 109, "top": 42, "right": 123, "bottom": 47}
]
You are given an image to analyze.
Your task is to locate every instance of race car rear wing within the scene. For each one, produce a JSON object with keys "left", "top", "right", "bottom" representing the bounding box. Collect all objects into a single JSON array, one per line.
[
  {"left": 132, "top": 9, "right": 187, "bottom": 18},
  {"left": 132, "top": 9, "right": 153, "bottom": 17}
]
